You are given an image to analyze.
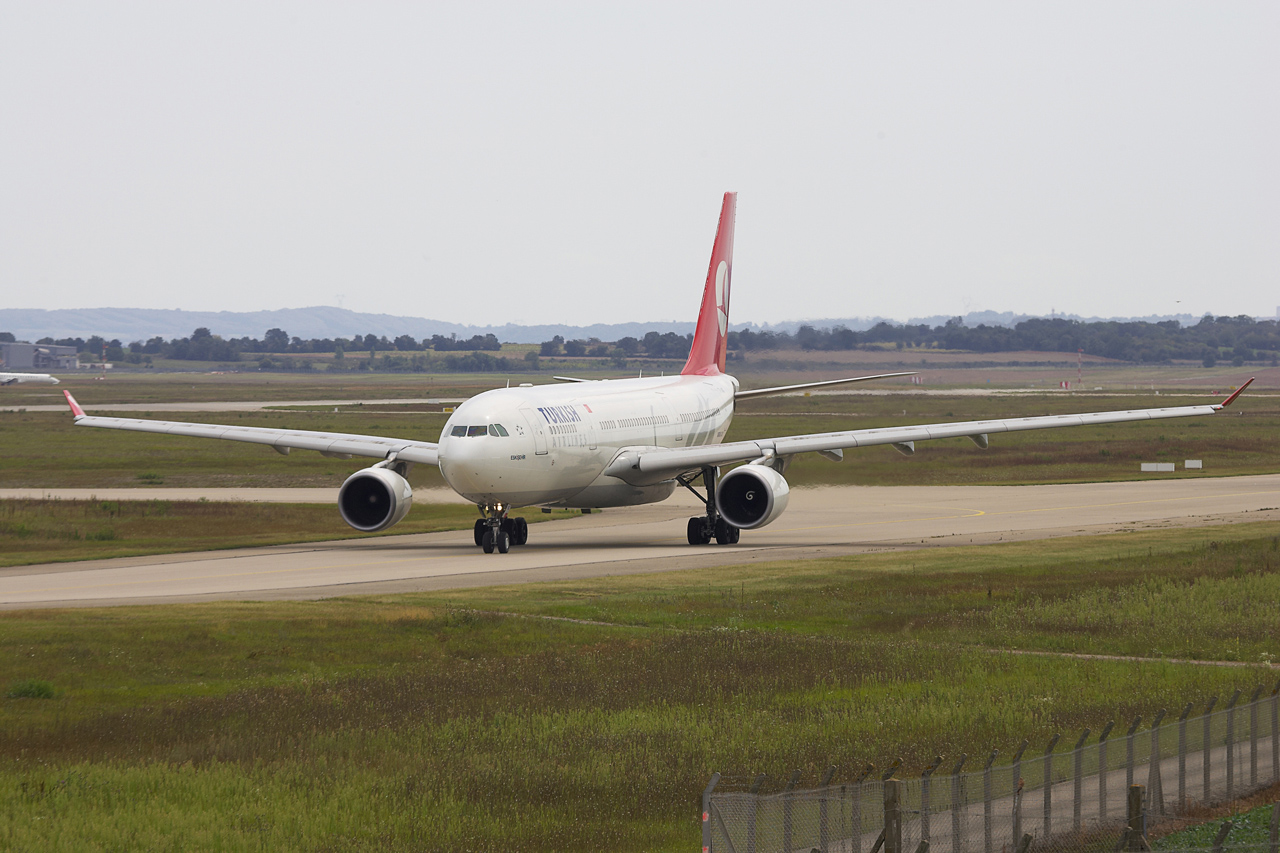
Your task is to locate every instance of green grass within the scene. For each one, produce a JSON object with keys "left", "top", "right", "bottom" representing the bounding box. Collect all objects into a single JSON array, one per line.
[
  {"left": 0, "top": 499, "right": 576, "bottom": 567},
  {"left": 1154, "top": 801, "right": 1278, "bottom": 849},
  {"left": 3, "top": 522, "right": 1279, "bottom": 851}
]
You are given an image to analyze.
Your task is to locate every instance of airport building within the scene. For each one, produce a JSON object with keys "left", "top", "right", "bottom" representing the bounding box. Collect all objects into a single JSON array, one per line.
[{"left": 0, "top": 341, "right": 79, "bottom": 370}]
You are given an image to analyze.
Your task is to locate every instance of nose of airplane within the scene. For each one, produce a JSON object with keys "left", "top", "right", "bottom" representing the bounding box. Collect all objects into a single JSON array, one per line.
[{"left": 440, "top": 426, "right": 534, "bottom": 499}]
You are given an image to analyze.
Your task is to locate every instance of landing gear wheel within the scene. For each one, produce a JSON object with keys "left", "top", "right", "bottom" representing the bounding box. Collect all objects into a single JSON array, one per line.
[
  {"left": 474, "top": 519, "right": 487, "bottom": 547},
  {"left": 513, "top": 517, "right": 528, "bottom": 546},
  {"left": 687, "top": 517, "right": 711, "bottom": 545},
  {"left": 714, "top": 519, "right": 739, "bottom": 545},
  {"left": 496, "top": 531, "right": 511, "bottom": 553},
  {"left": 481, "top": 530, "right": 495, "bottom": 554}
]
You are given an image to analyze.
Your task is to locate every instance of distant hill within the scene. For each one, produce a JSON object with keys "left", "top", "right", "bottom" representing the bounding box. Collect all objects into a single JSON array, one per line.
[{"left": 0, "top": 306, "right": 1216, "bottom": 345}]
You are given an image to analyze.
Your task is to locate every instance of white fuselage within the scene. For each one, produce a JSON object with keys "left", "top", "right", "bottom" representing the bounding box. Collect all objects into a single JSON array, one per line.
[
  {"left": 438, "top": 373, "right": 737, "bottom": 508},
  {"left": 0, "top": 373, "right": 59, "bottom": 385}
]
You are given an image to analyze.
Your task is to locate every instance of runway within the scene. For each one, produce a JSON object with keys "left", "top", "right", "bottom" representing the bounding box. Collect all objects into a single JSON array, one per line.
[{"left": 2, "top": 475, "right": 1278, "bottom": 609}]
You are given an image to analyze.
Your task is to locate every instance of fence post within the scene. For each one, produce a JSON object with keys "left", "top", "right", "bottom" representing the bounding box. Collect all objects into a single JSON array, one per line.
[
  {"left": 1204, "top": 695, "right": 1218, "bottom": 802},
  {"left": 984, "top": 749, "right": 998, "bottom": 853},
  {"left": 951, "top": 754, "right": 967, "bottom": 853},
  {"left": 1123, "top": 784, "right": 1149, "bottom": 852},
  {"left": 1098, "top": 720, "right": 1116, "bottom": 824},
  {"left": 921, "top": 756, "right": 942, "bottom": 844},
  {"left": 783, "top": 769, "right": 801, "bottom": 853},
  {"left": 1252, "top": 685, "right": 1264, "bottom": 787},
  {"left": 1273, "top": 680, "right": 1280, "bottom": 784},
  {"left": 854, "top": 763, "right": 874, "bottom": 853},
  {"left": 885, "top": 778, "right": 903, "bottom": 853},
  {"left": 702, "top": 772, "right": 720, "bottom": 853},
  {"left": 1042, "top": 734, "right": 1060, "bottom": 837},
  {"left": 1227, "top": 689, "right": 1243, "bottom": 799},
  {"left": 1126, "top": 716, "right": 1142, "bottom": 791},
  {"left": 819, "top": 765, "right": 836, "bottom": 853},
  {"left": 747, "top": 773, "right": 765, "bottom": 853},
  {"left": 1012, "top": 739, "right": 1030, "bottom": 847},
  {"left": 1074, "top": 728, "right": 1091, "bottom": 830},
  {"left": 1177, "top": 703, "right": 1193, "bottom": 812},
  {"left": 1211, "top": 821, "right": 1233, "bottom": 853},
  {"left": 1148, "top": 709, "right": 1167, "bottom": 815}
]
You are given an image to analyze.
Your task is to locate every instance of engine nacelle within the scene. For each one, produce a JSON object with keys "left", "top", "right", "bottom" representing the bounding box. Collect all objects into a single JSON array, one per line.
[
  {"left": 715, "top": 464, "right": 790, "bottom": 530},
  {"left": 338, "top": 467, "right": 414, "bottom": 532}
]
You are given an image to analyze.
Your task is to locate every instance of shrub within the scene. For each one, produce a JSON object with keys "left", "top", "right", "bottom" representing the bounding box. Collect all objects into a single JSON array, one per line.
[{"left": 7, "top": 679, "right": 55, "bottom": 699}]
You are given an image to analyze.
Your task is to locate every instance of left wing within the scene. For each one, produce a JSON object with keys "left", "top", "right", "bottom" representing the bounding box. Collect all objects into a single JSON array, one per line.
[
  {"left": 734, "top": 372, "right": 915, "bottom": 400},
  {"left": 62, "top": 391, "right": 439, "bottom": 465},
  {"left": 606, "top": 379, "right": 1255, "bottom": 484}
]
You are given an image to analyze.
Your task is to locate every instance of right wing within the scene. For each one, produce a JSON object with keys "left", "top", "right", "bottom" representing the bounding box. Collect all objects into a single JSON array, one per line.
[
  {"left": 62, "top": 391, "right": 439, "bottom": 465},
  {"left": 606, "top": 379, "right": 1255, "bottom": 484}
]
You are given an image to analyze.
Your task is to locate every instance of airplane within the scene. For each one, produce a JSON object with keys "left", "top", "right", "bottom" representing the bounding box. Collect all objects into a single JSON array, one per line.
[
  {"left": 61, "top": 192, "right": 1255, "bottom": 553},
  {"left": 1, "top": 372, "right": 59, "bottom": 385}
]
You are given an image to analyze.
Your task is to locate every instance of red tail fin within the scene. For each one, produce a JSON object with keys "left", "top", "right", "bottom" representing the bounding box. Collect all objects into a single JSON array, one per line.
[{"left": 681, "top": 192, "right": 737, "bottom": 376}]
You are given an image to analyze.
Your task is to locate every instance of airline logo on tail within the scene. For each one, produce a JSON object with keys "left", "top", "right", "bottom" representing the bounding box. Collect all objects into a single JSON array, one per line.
[
  {"left": 682, "top": 192, "right": 737, "bottom": 376},
  {"left": 715, "top": 261, "right": 730, "bottom": 336}
]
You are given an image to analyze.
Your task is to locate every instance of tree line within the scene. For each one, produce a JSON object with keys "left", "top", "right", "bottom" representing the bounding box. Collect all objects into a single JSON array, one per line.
[
  {"left": 729, "top": 315, "right": 1279, "bottom": 366},
  {"left": 10, "top": 313, "right": 1277, "bottom": 371}
]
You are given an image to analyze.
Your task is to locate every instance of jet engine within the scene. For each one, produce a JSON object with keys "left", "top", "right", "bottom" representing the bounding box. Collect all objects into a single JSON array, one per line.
[
  {"left": 715, "top": 464, "right": 790, "bottom": 529},
  {"left": 338, "top": 467, "right": 414, "bottom": 532}
]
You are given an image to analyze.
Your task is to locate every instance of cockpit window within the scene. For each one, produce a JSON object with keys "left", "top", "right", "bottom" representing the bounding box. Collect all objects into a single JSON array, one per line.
[
  {"left": 489, "top": 424, "right": 509, "bottom": 437},
  {"left": 466, "top": 425, "right": 488, "bottom": 437},
  {"left": 450, "top": 425, "right": 467, "bottom": 437}
]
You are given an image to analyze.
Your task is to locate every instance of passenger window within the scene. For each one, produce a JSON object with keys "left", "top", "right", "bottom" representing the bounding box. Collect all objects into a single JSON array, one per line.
[
  {"left": 491, "top": 424, "right": 509, "bottom": 437},
  {"left": 467, "top": 425, "right": 487, "bottom": 437},
  {"left": 450, "top": 425, "right": 467, "bottom": 437}
]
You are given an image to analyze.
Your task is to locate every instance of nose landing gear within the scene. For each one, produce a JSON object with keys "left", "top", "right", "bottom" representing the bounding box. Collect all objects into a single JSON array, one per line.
[
  {"left": 678, "top": 466, "right": 740, "bottom": 546},
  {"left": 473, "top": 504, "right": 529, "bottom": 553}
]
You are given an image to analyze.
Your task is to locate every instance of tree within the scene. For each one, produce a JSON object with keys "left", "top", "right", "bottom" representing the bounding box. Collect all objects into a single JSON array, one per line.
[
  {"left": 564, "top": 339, "right": 586, "bottom": 357},
  {"left": 394, "top": 335, "right": 419, "bottom": 351},
  {"left": 263, "top": 328, "right": 290, "bottom": 352},
  {"left": 0, "top": 332, "right": 14, "bottom": 343},
  {"left": 540, "top": 335, "right": 564, "bottom": 356},
  {"left": 523, "top": 350, "right": 540, "bottom": 370}
]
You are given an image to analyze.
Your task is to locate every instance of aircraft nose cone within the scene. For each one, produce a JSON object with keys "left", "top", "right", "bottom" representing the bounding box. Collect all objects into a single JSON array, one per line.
[{"left": 440, "top": 436, "right": 502, "bottom": 497}]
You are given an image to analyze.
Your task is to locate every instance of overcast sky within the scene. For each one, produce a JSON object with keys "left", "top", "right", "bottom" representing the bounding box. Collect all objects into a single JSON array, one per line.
[{"left": 2, "top": 2, "right": 1276, "bottom": 328}]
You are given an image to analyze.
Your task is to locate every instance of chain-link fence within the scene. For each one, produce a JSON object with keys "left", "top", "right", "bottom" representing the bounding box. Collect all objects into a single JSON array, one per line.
[{"left": 704, "top": 683, "right": 1280, "bottom": 853}]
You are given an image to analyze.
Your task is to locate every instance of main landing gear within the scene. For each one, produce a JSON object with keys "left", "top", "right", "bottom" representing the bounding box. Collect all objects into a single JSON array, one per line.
[
  {"left": 473, "top": 504, "right": 529, "bottom": 554},
  {"left": 678, "top": 466, "right": 740, "bottom": 546}
]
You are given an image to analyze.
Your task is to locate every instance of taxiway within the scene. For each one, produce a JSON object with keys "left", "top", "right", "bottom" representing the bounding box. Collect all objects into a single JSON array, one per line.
[{"left": 2, "top": 475, "right": 1278, "bottom": 609}]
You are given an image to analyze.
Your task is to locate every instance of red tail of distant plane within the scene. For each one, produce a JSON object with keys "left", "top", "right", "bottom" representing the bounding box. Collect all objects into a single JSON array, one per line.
[{"left": 681, "top": 192, "right": 737, "bottom": 376}]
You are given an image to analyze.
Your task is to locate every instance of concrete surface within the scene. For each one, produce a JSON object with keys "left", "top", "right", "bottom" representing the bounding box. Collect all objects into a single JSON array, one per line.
[{"left": 2, "top": 475, "right": 1278, "bottom": 608}]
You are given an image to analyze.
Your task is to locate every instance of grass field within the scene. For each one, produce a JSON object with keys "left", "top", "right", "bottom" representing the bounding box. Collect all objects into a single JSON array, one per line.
[
  {"left": 3, "top": 521, "right": 1279, "bottom": 851},
  {"left": 2, "top": 384, "right": 1276, "bottom": 489},
  {"left": 0, "top": 500, "right": 583, "bottom": 568}
]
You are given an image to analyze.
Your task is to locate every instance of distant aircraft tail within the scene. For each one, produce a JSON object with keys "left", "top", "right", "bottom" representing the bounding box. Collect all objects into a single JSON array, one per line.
[{"left": 681, "top": 192, "right": 737, "bottom": 376}]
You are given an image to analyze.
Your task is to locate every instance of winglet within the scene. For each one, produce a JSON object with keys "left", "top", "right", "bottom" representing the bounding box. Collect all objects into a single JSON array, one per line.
[
  {"left": 63, "top": 389, "right": 86, "bottom": 418},
  {"left": 1215, "top": 377, "right": 1255, "bottom": 410}
]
